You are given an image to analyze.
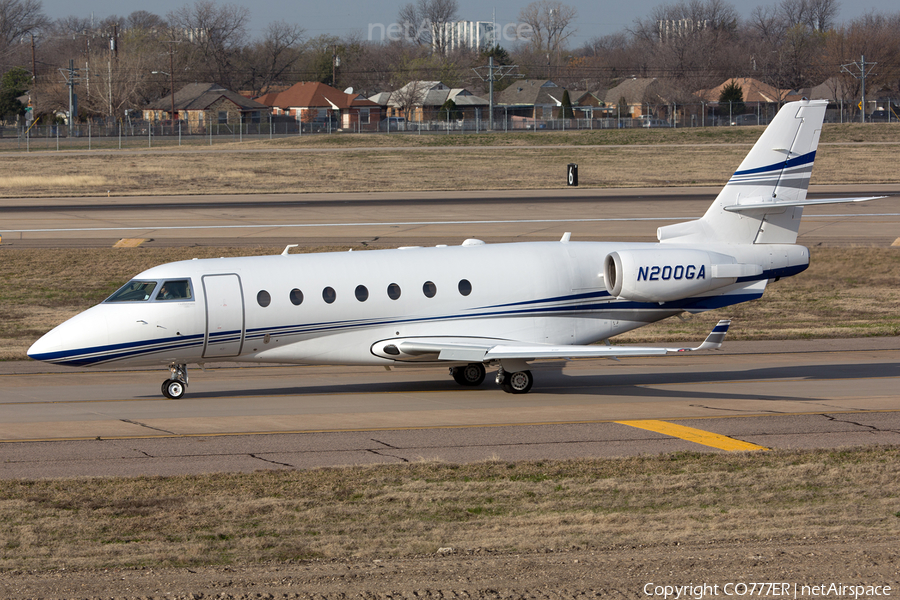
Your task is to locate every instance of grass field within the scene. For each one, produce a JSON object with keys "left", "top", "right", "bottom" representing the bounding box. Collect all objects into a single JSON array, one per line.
[
  {"left": 2, "top": 448, "right": 899, "bottom": 570},
  {"left": 0, "top": 123, "right": 897, "bottom": 198}
]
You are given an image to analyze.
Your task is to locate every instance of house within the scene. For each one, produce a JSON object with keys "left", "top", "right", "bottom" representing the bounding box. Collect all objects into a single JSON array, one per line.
[
  {"left": 375, "top": 81, "right": 489, "bottom": 122},
  {"left": 604, "top": 78, "right": 674, "bottom": 118},
  {"left": 143, "top": 82, "right": 269, "bottom": 129},
  {"left": 494, "top": 80, "right": 568, "bottom": 120},
  {"left": 572, "top": 89, "right": 611, "bottom": 119},
  {"left": 696, "top": 77, "right": 786, "bottom": 105},
  {"left": 255, "top": 82, "right": 381, "bottom": 131}
]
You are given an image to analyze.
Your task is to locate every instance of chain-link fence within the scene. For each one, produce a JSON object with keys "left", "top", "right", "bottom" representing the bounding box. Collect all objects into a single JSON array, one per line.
[{"left": 4, "top": 100, "right": 897, "bottom": 151}]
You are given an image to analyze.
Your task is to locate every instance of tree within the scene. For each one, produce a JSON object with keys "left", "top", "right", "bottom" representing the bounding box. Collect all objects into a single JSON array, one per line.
[
  {"left": 718, "top": 79, "right": 745, "bottom": 114},
  {"left": 480, "top": 45, "right": 512, "bottom": 65},
  {"left": 438, "top": 97, "right": 461, "bottom": 120},
  {"left": 557, "top": 88, "right": 574, "bottom": 118},
  {"left": 0, "top": 66, "right": 30, "bottom": 120},
  {"left": 397, "top": 0, "right": 459, "bottom": 56},
  {"left": 518, "top": 0, "right": 578, "bottom": 60},
  {"left": 166, "top": 0, "right": 250, "bottom": 90},
  {"left": 0, "top": 0, "right": 49, "bottom": 47}
]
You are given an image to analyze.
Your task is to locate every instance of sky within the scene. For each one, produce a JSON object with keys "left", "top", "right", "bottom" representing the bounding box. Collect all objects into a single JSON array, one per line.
[{"left": 39, "top": 0, "right": 899, "bottom": 49}]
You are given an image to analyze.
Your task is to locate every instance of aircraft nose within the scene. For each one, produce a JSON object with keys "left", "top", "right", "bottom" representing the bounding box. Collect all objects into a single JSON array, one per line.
[{"left": 27, "top": 308, "right": 109, "bottom": 366}]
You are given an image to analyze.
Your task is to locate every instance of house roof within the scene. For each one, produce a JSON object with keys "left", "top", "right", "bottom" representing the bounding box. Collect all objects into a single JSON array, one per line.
[
  {"left": 696, "top": 78, "right": 784, "bottom": 103},
  {"left": 604, "top": 78, "right": 675, "bottom": 106},
  {"left": 379, "top": 81, "right": 488, "bottom": 108},
  {"left": 257, "top": 82, "right": 379, "bottom": 110},
  {"left": 800, "top": 77, "right": 851, "bottom": 101},
  {"left": 495, "top": 80, "right": 564, "bottom": 106},
  {"left": 147, "top": 83, "right": 268, "bottom": 112}
]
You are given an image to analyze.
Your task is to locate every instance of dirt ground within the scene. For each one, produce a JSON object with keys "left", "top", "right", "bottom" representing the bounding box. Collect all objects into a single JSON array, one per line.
[{"left": 2, "top": 537, "right": 898, "bottom": 599}]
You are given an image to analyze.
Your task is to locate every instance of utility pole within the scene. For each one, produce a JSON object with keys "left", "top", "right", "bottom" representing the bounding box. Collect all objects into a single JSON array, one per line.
[
  {"left": 30, "top": 34, "right": 37, "bottom": 109},
  {"left": 472, "top": 55, "right": 521, "bottom": 131},
  {"left": 841, "top": 55, "right": 876, "bottom": 123},
  {"left": 59, "top": 60, "right": 80, "bottom": 136}
]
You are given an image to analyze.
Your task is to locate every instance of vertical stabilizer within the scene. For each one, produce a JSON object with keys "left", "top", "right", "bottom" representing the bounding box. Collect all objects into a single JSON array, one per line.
[{"left": 658, "top": 99, "right": 827, "bottom": 245}]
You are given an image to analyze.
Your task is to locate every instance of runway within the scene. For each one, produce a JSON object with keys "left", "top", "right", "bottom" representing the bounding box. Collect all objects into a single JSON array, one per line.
[
  {"left": 2, "top": 185, "right": 898, "bottom": 248},
  {"left": 2, "top": 338, "right": 899, "bottom": 479},
  {"left": 2, "top": 187, "right": 898, "bottom": 480}
]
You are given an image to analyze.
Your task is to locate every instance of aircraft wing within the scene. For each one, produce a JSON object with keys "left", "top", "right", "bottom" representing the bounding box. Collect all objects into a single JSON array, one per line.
[{"left": 380, "top": 319, "right": 732, "bottom": 363}]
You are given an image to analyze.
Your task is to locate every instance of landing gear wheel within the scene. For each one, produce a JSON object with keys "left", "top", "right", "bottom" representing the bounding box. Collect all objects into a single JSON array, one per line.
[
  {"left": 162, "top": 379, "right": 186, "bottom": 399},
  {"left": 501, "top": 370, "right": 533, "bottom": 394},
  {"left": 451, "top": 363, "right": 486, "bottom": 386}
]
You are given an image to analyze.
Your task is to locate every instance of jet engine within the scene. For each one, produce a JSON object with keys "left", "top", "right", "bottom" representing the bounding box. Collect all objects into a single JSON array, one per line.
[{"left": 603, "top": 249, "right": 756, "bottom": 303}]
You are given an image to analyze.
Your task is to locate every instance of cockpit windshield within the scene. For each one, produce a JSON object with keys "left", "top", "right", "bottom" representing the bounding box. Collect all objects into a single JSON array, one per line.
[
  {"left": 155, "top": 279, "right": 193, "bottom": 301},
  {"left": 105, "top": 280, "right": 158, "bottom": 302},
  {"left": 105, "top": 279, "right": 194, "bottom": 303}
]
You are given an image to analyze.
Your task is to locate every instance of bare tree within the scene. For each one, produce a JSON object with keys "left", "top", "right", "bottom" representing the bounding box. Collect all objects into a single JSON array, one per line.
[
  {"left": 237, "top": 22, "right": 305, "bottom": 95},
  {"left": 629, "top": 0, "right": 739, "bottom": 90},
  {"left": 397, "top": 0, "right": 459, "bottom": 56},
  {"left": 125, "top": 10, "right": 166, "bottom": 31},
  {"left": 0, "top": 0, "right": 49, "bottom": 48},
  {"left": 166, "top": 0, "right": 250, "bottom": 89},
  {"left": 518, "top": 0, "right": 578, "bottom": 60}
]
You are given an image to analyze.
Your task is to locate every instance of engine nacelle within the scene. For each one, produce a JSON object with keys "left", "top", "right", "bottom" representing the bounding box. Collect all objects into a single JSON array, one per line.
[{"left": 604, "top": 249, "right": 745, "bottom": 303}]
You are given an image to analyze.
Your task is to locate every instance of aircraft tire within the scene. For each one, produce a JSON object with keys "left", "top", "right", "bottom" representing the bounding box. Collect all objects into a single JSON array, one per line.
[
  {"left": 451, "top": 363, "right": 486, "bottom": 386},
  {"left": 505, "top": 370, "right": 533, "bottom": 394},
  {"left": 162, "top": 379, "right": 186, "bottom": 399}
]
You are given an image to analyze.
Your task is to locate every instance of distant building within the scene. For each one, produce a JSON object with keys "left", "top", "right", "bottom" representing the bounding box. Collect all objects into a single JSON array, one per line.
[
  {"left": 657, "top": 19, "right": 709, "bottom": 43},
  {"left": 143, "top": 82, "right": 269, "bottom": 128},
  {"left": 255, "top": 82, "right": 381, "bottom": 131},
  {"left": 434, "top": 21, "right": 498, "bottom": 52},
  {"left": 495, "top": 80, "right": 568, "bottom": 120}
]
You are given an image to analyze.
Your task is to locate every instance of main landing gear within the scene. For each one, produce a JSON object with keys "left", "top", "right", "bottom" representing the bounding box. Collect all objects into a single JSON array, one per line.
[
  {"left": 450, "top": 363, "right": 486, "bottom": 386},
  {"left": 162, "top": 363, "right": 188, "bottom": 399},
  {"left": 449, "top": 362, "right": 534, "bottom": 394},
  {"left": 495, "top": 365, "right": 534, "bottom": 394}
]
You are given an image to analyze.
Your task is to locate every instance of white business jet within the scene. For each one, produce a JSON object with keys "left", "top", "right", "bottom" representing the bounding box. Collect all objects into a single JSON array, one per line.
[{"left": 28, "top": 100, "right": 878, "bottom": 398}]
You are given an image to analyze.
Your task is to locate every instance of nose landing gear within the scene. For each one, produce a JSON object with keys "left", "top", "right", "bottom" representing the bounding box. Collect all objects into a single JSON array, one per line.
[{"left": 162, "top": 363, "right": 188, "bottom": 399}]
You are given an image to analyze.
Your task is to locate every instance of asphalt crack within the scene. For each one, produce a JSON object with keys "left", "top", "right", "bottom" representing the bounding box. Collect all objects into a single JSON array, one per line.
[
  {"left": 368, "top": 440, "right": 410, "bottom": 462},
  {"left": 823, "top": 413, "right": 899, "bottom": 433},
  {"left": 248, "top": 454, "right": 296, "bottom": 468},
  {"left": 119, "top": 419, "right": 176, "bottom": 435}
]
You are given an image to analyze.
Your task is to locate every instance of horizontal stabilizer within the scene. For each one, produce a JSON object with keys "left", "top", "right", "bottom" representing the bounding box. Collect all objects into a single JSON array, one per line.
[{"left": 724, "top": 196, "right": 885, "bottom": 213}]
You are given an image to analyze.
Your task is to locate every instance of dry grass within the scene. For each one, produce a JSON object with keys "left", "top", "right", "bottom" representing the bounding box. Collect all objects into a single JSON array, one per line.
[
  {"left": 2, "top": 246, "right": 897, "bottom": 360},
  {"left": 1, "top": 448, "right": 898, "bottom": 570},
  {"left": 0, "top": 124, "right": 897, "bottom": 197}
]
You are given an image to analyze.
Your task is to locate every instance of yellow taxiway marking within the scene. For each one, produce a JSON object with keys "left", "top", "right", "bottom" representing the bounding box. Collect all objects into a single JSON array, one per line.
[
  {"left": 615, "top": 419, "right": 769, "bottom": 452},
  {"left": 113, "top": 238, "right": 147, "bottom": 248}
]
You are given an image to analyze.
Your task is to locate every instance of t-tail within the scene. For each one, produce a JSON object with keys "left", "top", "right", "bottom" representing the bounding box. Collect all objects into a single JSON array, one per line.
[{"left": 658, "top": 99, "right": 881, "bottom": 246}]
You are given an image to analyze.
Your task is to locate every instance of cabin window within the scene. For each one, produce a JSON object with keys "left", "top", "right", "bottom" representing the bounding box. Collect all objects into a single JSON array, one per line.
[
  {"left": 355, "top": 285, "right": 369, "bottom": 302},
  {"left": 387, "top": 283, "right": 401, "bottom": 300},
  {"left": 156, "top": 279, "right": 193, "bottom": 301},
  {"left": 423, "top": 281, "right": 437, "bottom": 298},
  {"left": 458, "top": 279, "right": 472, "bottom": 296},
  {"left": 257, "top": 290, "right": 271, "bottom": 307},
  {"left": 323, "top": 287, "right": 336, "bottom": 304},
  {"left": 106, "top": 280, "right": 158, "bottom": 302},
  {"left": 290, "top": 289, "right": 304, "bottom": 305}
]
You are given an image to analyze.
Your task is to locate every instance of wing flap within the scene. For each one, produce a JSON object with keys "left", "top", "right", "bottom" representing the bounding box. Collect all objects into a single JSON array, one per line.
[{"left": 372, "top": 320, "right": 732, "bottom": 363}]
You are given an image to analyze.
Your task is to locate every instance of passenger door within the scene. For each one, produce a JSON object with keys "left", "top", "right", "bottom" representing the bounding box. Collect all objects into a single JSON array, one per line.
[{"left": 203, "top": 274, "right": 245, "bottom": 358}]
